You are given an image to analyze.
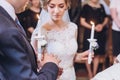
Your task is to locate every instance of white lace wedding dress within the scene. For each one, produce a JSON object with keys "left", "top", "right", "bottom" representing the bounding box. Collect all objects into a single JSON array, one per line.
[{"left": 42, "top": 22, "right": 78, "bottom": 80}]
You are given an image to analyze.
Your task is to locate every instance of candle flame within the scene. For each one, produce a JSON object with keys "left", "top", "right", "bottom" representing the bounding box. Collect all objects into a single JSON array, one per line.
[
  {"left": 36, "top": 14, "right": 40, "bottom": 20},
  {"left": 90, "top": 21, "right": 94, "bottom": 25}
]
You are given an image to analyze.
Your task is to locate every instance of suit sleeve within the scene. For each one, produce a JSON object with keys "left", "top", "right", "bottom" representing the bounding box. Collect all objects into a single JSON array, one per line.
[{"left": 38, "top": 63, "right": 59, "bottom": 80}]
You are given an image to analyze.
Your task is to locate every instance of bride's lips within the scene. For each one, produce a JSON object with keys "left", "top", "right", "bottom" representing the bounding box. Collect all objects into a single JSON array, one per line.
[{"left": 53, "top": 15, "right": 61, "bottom": 17}]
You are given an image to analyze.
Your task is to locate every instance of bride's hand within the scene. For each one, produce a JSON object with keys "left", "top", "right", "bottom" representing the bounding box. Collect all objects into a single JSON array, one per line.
[
  {"left": 75, "top": 50, "right": 94, "bottom": 62},
  {"left": 79, "top": 50, "right": 89, "bottom": 61},
  {"left": 82, "top": 50, "right": 94, "bottom": 61}
]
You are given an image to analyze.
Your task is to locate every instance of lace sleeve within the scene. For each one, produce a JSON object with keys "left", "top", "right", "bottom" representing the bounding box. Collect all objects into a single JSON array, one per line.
[{"left": 41, "top": 27, "right": 47, "bottom": 35}]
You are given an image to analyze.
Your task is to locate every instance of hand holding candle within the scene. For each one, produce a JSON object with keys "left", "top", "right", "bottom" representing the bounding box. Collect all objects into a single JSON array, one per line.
[{"left": 87, "top": 21, "right": 98, "bottom": 64}]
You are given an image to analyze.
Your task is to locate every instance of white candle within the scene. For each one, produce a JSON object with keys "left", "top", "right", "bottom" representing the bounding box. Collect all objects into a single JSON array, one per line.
[
  {"left": 36, "top": 14, "right": 41, "bottom": 54},
  {"left": 90, "top": 21, "right": 95, "bottom": 39},
  {"left": 38, "top": 28, "right": 42, "bottom": 54}
]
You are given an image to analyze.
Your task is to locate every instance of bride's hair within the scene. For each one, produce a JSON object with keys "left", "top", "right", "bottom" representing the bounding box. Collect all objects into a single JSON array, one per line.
[{"left": 40, "top": 0, "right": 71, "bottom": 10}]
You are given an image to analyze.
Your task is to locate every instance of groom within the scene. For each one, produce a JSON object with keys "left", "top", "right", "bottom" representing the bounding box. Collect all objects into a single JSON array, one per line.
[{"left": 0, "top": 0, "right": 60, "bottom": 80}]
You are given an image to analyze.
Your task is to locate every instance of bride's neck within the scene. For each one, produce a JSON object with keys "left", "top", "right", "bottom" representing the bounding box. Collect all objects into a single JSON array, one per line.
[{"left": 50, "top": 20, "right": 65, "bottom": 28}]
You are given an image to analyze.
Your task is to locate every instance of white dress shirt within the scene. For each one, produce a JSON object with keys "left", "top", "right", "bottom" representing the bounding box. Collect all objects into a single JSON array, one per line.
[{"left": 0, "top": 0, "right": 16, "bottom": 21}]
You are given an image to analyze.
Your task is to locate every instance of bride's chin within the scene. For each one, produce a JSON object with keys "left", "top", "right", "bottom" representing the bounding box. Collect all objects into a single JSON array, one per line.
[
  {"left": 52, "top": 19, "right": 60, "bottom": 22},
  {"left": 52, "top": 17, "right": 61, "bottom": 21}
]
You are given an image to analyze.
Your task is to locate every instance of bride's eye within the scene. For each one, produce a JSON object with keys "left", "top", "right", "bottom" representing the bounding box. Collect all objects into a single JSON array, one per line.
[
  {"left": 59, "top": 4, "right": 64, "bottom": 8},
  {"left": 48, "top": 4, "right": 55, "bottom": 8}
]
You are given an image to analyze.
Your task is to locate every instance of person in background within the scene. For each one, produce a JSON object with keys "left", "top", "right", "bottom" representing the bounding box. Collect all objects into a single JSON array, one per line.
[
  {"left": 0, "top": 0, "right": 60, "bottom": 80},
  {"left": 80, "top": 0, "right": 108, "bottom": 79},
  {"left": 110, "top": 0, "right": 120, "bottom": 63},
  {"left": 31, "top": 0, "right": 91, "bottom": 80},
  {"left": 17, "top": 0, "right": 41, "bottom": 41},
  {"left": 92, "top": 0, "right": 120, "bottom": 80},
  {"left": 82, "top": 0, "right": 110, "bottom": 15},
  {"left": 68, "top": 0, "right": 81, "bottom": 25}
]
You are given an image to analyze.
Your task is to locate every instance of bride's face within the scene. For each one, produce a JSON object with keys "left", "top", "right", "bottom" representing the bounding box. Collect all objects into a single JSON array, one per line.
[{"left": 47, "top": 0, "right": 67, "bottom": 21}]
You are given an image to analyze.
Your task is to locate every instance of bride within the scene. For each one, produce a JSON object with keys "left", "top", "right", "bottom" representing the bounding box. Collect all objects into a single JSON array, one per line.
[{"left": 31, "top": 0, "right": 90, "bottom": 80}]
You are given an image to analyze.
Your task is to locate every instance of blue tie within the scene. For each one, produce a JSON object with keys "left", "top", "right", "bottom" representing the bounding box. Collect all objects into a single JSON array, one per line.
[{"left": 15, "top": 18, "right": 26, "bottom": 35}]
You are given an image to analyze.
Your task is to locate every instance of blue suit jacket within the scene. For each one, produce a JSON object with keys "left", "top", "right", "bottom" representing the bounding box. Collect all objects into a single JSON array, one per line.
[{"left": 0, "top": 6, "right": 58, "bottom": 80}]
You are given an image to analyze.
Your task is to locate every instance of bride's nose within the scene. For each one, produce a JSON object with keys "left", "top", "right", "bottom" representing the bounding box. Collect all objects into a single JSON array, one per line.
[{"left": 54, "top": 7, "right": 60, "bottom": 13}]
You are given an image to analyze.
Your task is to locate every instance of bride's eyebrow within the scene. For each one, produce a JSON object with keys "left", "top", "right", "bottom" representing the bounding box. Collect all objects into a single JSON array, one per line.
[
  {"left": 59, "top": 3, "right": 65, "bottom": 5},
  {"left": 49, "top": 2, "right": 65, "bottom": 5}
]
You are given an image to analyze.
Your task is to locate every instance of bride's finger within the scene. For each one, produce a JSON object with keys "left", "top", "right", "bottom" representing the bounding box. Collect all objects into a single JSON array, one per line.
[{"left": 82, "top": 58, "right": 88, "bottom": 61}]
